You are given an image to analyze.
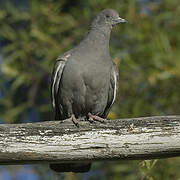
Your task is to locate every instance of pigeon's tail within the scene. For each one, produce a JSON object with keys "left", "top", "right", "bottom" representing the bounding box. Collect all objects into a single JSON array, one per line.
[{"left": 49, "top": 163, "right": 91, "bottom": 173}]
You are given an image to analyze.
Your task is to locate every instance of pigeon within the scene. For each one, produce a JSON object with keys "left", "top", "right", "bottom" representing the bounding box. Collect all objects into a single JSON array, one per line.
[{"left": 50, "top": 9, "right": 127, "bottom": 173}]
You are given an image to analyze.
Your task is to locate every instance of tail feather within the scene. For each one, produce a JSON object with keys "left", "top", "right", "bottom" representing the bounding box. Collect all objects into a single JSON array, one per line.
[{"left": 49, "top": 163, "right": 91, "bottom": 173}]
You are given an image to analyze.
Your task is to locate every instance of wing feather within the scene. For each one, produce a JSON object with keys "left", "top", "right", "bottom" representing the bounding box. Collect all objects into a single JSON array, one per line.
[
  {"left": 103, "top": 63, "right": 119, "bottom": 117},
  {"left": 51, "top": 53, "right": 70, "bottom": 109}
]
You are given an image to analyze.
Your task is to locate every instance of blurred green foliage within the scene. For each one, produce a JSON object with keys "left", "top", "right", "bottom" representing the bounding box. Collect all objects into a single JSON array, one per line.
[{"left": 0, "top": 0, "right": 180, "bottom": 179}]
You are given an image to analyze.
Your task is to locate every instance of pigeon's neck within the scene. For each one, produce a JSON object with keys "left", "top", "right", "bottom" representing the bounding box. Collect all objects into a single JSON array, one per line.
[{"left": 84, "top": 27, "right": 112, "bottom": 52}]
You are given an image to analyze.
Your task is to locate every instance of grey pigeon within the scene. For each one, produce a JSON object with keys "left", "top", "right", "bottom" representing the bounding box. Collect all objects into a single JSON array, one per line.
[{"left": 50, "top": 9, "right": 127, "bottom": 173}]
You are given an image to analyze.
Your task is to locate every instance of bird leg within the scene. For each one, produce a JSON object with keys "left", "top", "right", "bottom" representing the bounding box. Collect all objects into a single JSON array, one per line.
[
  {"left": 88, "top": 113, "right": 106, "bottom": 123},
  {"left": 67, "top": 114, "right": 79, "bottom": 127}
]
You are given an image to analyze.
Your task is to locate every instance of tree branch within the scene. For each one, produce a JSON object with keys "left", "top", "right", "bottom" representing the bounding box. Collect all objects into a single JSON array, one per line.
[{"left": 0, "top": 115, "right": 180, "bottom": 165}]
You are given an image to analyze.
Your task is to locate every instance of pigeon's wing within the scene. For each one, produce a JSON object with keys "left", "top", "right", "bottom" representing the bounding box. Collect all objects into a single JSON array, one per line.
[
  {"left": 103, "top": 63, "right": 119, "bottom": 118},
  {"left": 51, "top": 53, "right": 71, "bottom": 119}
]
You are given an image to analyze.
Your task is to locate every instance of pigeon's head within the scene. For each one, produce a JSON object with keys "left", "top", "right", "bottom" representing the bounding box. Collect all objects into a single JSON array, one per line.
[{"left": 91, "top": 9, "right": 127, "bottom": 29}]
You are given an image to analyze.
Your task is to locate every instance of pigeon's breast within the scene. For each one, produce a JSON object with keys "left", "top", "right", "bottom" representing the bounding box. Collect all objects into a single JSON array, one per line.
[{"left": 59, "top": 52, "right": 112, "bottom": 118}]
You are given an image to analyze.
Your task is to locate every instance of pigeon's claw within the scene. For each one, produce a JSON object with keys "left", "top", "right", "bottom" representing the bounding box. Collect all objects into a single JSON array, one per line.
[
  {"left": 66, "top": 114, "right": 79, "bottom": 127},
  {"left": 88, "top": 113, "right": 106, "bottom": 123},
  {"left": 72, "top": 114, "right": 79, "bottom": 127}
]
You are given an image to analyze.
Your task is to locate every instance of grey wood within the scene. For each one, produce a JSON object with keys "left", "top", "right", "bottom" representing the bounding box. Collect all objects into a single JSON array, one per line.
[{"left": 0, "top": 115, "right": 179, "bottom": 165}]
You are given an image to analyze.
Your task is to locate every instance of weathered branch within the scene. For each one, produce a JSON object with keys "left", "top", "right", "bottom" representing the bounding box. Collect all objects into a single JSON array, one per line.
[{"left": 0, "top": 115, "right": 180, "bottom": 165}]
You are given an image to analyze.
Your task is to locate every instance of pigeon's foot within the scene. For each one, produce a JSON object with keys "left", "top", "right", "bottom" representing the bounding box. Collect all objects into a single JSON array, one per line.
[
  {"left": 67, "top": 114, "right": 79, "bottom": 127},
  {"left": 88, "top": 113, "right": 106, "bottom": 123}
]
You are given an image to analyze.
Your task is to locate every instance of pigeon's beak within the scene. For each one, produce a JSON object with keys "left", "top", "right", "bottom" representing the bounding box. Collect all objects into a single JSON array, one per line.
[{"left": 113, "top": 17, "right": 127, "bottom": 25}]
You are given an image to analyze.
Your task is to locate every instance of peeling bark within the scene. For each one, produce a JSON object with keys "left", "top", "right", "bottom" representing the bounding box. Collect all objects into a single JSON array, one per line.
[{"left": 0, "top": 115, "right": 180, "bottom": 165}]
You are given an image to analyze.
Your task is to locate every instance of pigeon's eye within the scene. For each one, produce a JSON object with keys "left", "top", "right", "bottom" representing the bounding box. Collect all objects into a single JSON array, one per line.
[{"left": 106, "top": 14, "right": 110, "bottom": 18}]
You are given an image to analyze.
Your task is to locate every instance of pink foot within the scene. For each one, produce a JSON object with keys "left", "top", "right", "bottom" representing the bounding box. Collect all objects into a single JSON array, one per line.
[
  {"left": 88, "top": 113, "right": 106, "bottom": 123},
  {"left": 67, "top": 114, "right": 79, "bottom": 127}
]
